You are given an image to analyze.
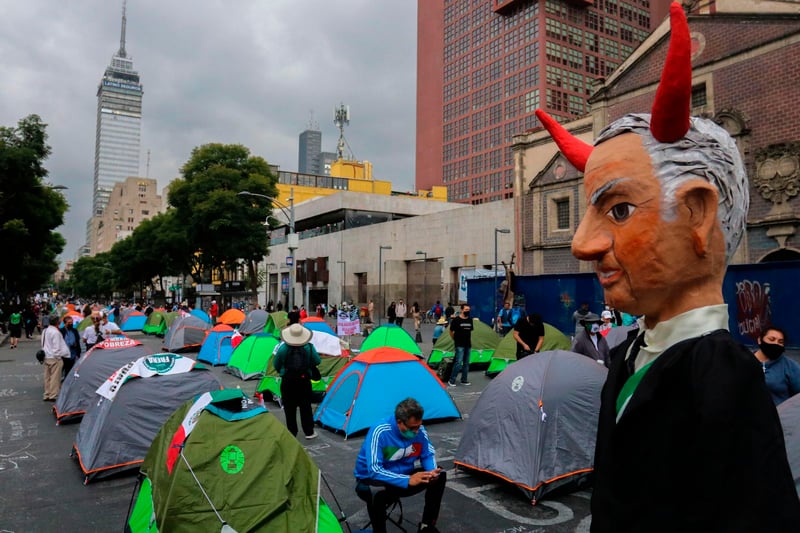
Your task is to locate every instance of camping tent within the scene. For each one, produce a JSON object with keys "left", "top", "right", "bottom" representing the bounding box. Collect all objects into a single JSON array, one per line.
[
  {"left": 225, "top": 332, "right": 281, "bottom": 380},
  {"left": 197, "top": 324, "right": 235, "bottom": 366},
  {"left": 256, "top": 331, "right": 348, "bottom": 403},
  {"left": 485, "top": 323, "right": 572, "bottom": 377},
  {"left": 264, "top": 311, "right": 289, "bottom": 336},
  {"left": 72, "top": 353, "right": 221, "bottom": 482},
  {"left": 314, "top": 347, "right": 461, "bottom": 437},
  {"left": 120, "top": 310, "right": 147, "bottom": 332},
  {"left": 218, "top": 308, "right": 246, "bottom": 326},
  {"left": 454, "top": 350, "right": 606, "bottom": 503},
  {"left": 54, "top": 338, "right": 154, "bottom": 424},
  {"left": 76, "top": 315, "right": 94, "bottom": 332},
  {"left": 142, "top": 311, "right": 168, "bottom": 336},
  {"left": 239, "top": 309, "right": 268, "bottom": 335},
  {"left": 426, "top": 319, "right": 499, "bottom": 369},
  {"left": 190, "top": 308, "right": 211, "bottom": 324},
  {"left": 359, "top": 323, "right": 422, "bottom": 357},
  {"left": 126, "top": 389, "right": 344, "bottom": 533},
  {"left": 301, "top": 316, "right": 336, "bottom": 336},
  {"left": 163, "top": 315, "right": 212, "bottom": 353},
  {"left": 778, "top": 392, "right": 800, "bottom": 496}
]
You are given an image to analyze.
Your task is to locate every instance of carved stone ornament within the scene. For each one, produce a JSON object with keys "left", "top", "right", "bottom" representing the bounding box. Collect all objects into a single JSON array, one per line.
[
  {"left": 753, "top": 143, "right": 800, "bottom": 205},
  {"left": 714, "top": 108, "right": 750, "bottom": 137}
]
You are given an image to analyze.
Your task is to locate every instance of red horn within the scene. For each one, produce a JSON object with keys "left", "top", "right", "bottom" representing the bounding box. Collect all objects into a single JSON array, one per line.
[
  {"left": 650, "top": 2, "right": 692, "bottom": 142},
  {"left": 535, "top": 109, "right": 593, "bottom": 172}
]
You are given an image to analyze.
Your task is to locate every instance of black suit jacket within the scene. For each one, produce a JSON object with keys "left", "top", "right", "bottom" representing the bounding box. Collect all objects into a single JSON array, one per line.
[{"left": 591, "top": 330, "right": 800, "bottom": 532}]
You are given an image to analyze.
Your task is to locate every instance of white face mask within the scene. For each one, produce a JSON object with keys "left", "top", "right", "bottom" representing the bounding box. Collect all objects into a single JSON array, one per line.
[{"left": 590, "top": 324, "right": 601, "bottom": 334}]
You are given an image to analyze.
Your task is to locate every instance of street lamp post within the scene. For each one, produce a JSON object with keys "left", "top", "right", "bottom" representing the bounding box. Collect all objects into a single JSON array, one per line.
[
  {"left": 238, "top": 188, "right": 296, "bottom": 310},
  {"left": 336, "top": 260, "right": 346, "bottom": 304},
  {"left": 415, "top": 250, "right": 427, "bottom": 308},
  {"left": 378, "top": 245, "right": 392, "bottom": 325},
  {"left": 494, "top": 228, "right": 511, "bottom": 331}
]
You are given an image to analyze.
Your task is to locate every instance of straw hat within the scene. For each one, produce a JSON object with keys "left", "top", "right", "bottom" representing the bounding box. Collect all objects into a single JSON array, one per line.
[
  {"left": 281, "top": 323, "right": 312, "bottom": 346},
  {"left": 436, "top": 317, "right": 448, "bottom": 325}
]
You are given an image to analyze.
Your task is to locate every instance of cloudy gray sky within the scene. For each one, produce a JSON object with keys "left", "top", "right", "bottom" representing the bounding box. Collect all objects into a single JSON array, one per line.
[{"left": 0, "top": 0, "right": 418, "bottom": 264}]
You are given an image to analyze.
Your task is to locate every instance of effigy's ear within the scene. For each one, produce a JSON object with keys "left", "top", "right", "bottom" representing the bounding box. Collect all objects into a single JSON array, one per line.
[{"left": 676, "top": 181, "right": 719, "bottom": 257}]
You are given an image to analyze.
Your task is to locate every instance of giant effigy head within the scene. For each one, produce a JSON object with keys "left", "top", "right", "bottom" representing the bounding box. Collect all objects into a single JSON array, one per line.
[{"left": 535, "top": 3, "right": 748, "bottom": 321}]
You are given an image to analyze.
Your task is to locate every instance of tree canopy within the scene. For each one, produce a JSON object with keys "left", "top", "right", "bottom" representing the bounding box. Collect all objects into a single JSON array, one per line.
[
  {"left": 168, "top": 143, "right": 278, "bottom": 284},
  {"left": 0, "top": 115, "right": 67, "bottom": 294}
]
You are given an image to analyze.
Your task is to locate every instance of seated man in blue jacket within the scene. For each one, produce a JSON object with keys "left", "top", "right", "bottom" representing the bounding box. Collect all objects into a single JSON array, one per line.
[{"left": 354, "top": 397, "right": 446, "bottom": 533}]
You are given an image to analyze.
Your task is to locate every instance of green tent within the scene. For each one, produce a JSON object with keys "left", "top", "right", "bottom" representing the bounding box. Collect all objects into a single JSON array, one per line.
[
  {"left": 485, "top": 323, "right": 572, "bottom": 376},
  {"left": 264, "top": 311, "right": 289, "bottom": 336},
  {"left": 426, "top": 319, "right": 499, "bottom": 369},
  {"left": 126, "top": 389, "right": 344, "bottom": 533},
  {"left": 142, "top": 311, "right": 168, "bottom": 336},
  {"left": 256, "top": 354, "right": 350, "bottom": 403},
  {"left": 359, "top": 323, "right": 422, "bottom": 356},
  {"left": 76, "top": 315, "right": 94, "bottom": 332},
  {"left": 225, "top": 333, "right": 280, "bottom": 380}
]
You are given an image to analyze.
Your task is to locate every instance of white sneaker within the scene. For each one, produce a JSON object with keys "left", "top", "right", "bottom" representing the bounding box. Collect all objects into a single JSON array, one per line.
[
  {"left": 305, "top": 431, "right": 318, "bottom": 439},
  {"left": 447, "top": 382, "right": 456, "bottom": 388}
]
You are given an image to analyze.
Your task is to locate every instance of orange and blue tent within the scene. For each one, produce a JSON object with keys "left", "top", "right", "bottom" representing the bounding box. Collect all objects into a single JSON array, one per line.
[
  {"left": 197, "top": 324, "right": 235, "bottom": 366},
  {"left": 314, "top": 347, "right": 461, "bottom": 437}
]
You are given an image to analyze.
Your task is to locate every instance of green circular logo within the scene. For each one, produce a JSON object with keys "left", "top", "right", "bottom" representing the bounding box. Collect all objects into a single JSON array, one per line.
[{"left": 220, "top": 445, "right": 245, "bottom": 474}]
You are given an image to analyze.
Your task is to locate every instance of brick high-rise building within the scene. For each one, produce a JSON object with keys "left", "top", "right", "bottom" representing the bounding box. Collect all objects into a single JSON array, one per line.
[{"left": 416, "top": 0, "right": 669, "bottom": 204}]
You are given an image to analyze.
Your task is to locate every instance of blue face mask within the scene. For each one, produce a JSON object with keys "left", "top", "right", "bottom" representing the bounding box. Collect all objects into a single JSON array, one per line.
[{"left": 400, "top": 429, "right": 416, "bottom": 439}]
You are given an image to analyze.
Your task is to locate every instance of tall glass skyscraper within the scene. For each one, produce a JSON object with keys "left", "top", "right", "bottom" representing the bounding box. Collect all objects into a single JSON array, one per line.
[{"left": 86, "top": 3, "right": 143, "bottom": 254}]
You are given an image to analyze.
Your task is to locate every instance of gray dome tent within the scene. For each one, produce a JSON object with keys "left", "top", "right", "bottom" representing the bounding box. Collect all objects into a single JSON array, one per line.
[
  {"left": 72, "top": 353, "right": 221, "bottom": 482},
  {"left": 239, "top": 309, "right": 268, "bottom": 335},
  {"left": 54, "top": 338, "right": 154, "bottom": 424},
  {"left": 454, "top": 350, "right": 607, "bottom": 504},
  {"left": 778, "top": 392, "right": 800, "bottom": 496},
  {"left": 162, "top": 315, "right": 211, "bottom": 352}
]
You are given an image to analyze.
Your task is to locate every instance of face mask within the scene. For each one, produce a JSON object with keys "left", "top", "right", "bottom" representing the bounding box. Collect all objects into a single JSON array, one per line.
[
  {"left": 759, "top": 342, "right": 785, "bottom": 360},
  {"left": 400, "top": 429, "right": 416, "bottom": 439},
  {"left": 585, "top": 323, "right": 600, "bottom": 334},
  {"left": 463, "top": 311, "right": 470, "bottom": 318}
]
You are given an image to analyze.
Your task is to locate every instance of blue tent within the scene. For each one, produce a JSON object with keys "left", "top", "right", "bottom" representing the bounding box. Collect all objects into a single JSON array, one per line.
[
  {"left": 120, "top": 311, "right": 147, "bottom": 332},
  {"left": 301, "top": 317, "right": 336, "bottom": 336},
  {"left": 190, "top": 308, "right": 211, "bottom": 324},
  {"left": 314, "top": 347, "right": 461, "bottom": 437},
  {"left": 197, "top": 324, "right": 235, "bottom": 366}
]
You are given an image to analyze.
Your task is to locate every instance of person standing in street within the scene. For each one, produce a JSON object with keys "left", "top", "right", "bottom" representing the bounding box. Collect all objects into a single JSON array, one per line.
[
  {"left": 209, "top": 300, "right": 219, "bottom": 325},
  {"left": 41, "top": 313, "right": 69, "bottom": 401},
  {"left": 387, "top": 302, "right": 397, "bottom": 325},
  {"left": 448, "top": 304, "right": 474, "bottom": 387},
  {"left": 497, "top": 302, "right": 513, "bottom": 335},
  {"left": 8, "top": 307, "right": 22, "bottom": 349},
  {"left": 367, "top": 299, "right": 375, "bottom": 324},
  {"left": 60, "top": 315, "right": 82, "bottom": 379},
  {"left": 272, "top": 323, "right": 321, "bottom": 439},
  {"left": 287, "top": 305, "right": 300, "bottom": 325},
  {"left": 395, "top": 299, "right": 407, "bottom": 328}
]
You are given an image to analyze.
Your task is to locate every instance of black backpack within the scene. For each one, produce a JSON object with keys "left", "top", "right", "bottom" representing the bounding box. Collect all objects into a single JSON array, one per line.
[{"left": 283, "top": 344, "right": 308, "bottom": 379}]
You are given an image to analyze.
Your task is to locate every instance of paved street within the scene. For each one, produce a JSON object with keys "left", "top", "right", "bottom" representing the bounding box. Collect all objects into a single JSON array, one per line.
[{"left": 0, "top": 323, "right": 593, "bottom": 532}]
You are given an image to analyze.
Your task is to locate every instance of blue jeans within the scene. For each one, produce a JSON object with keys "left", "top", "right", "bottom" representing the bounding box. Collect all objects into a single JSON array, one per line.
[{"left": 449, "top": 346, "right": 470, "bottom": 384}]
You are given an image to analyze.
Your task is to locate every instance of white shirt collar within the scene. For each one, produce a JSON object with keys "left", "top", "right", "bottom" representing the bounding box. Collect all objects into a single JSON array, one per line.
[{"left": 631, "top": 304, "right": 729, "bottom": 373}]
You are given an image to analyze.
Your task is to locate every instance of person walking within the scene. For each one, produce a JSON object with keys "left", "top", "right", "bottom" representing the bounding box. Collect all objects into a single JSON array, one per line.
[
  {"left": 448, "top": 304, "right": 474, "bottom": 387},
  {"left": 60, "top": 315, "right": 82, "bottom": 380},
  {"left": 368, "top": 299, "right": 375, "bottom": 324},
  {"left": 41, "top": 313, "right": 69, "bottom": 401},
  {"left": 8, "top": 307, "right": 22, "bottom": 349},
  {"left": 272, "top": 323, "right": 321, "bottom": 439},
  {"left": 387, "top": 302, "right": 397, "bottom": 325},
  {"left": 412, "top": 302, "right": 422, "bottom": 333},
  {"left": 395, "top": 299, "right": 407, "bottom": 328}
]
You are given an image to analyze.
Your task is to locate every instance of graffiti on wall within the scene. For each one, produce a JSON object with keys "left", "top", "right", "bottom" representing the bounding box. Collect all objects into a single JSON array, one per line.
[{"left": 735, "top": 279, "right": 772, "bottom": 341}]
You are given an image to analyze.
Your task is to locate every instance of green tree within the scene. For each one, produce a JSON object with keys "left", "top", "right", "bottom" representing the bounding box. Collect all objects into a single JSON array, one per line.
[
  {"left": 68, "top": 254, "right": 116, "bottom": 300},
  {"left": 0, "top": 115, "right": 67, "bottom": 294},
  {"left": 168, "top": 143, "right": 277, "bottom": 286}
]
